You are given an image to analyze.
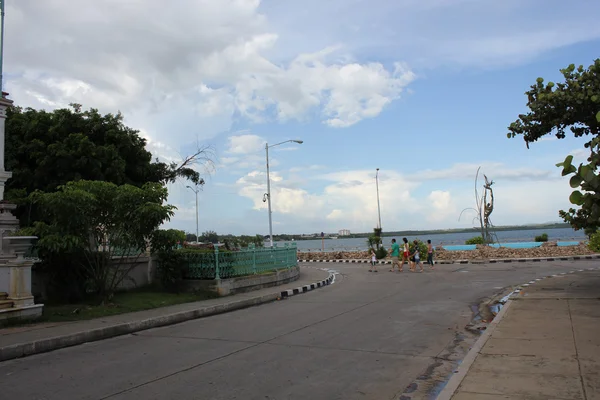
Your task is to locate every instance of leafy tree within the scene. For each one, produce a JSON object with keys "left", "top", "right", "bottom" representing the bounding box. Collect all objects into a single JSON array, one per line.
[
  {"left": 22, "top": 180, "right": 175, "bottom": 301},
  {"left": 465, "top": 236, "right": 484, "bottom": 245},
  {"left": 222, "top": 234, "right": 264, "bottom": 249},
  {"left": 185, "top": 232, "right": 199, "bottom": 242},
  {"left": 6, "top": 104, "right": 213, "bottom": 225},
  {"left": 200, "top": 230, "right": 219, "bottom": 244},
  {"left": 507, "top": 59, "right": 600, "bottom": 235}
]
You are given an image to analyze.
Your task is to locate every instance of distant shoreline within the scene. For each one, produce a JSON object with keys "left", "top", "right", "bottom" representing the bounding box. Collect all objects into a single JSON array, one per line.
[{"left": 275, "top": 223, "right": 573, "bottom": 241}]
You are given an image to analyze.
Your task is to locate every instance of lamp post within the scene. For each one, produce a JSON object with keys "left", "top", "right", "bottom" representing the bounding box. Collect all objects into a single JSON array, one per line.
[
  {"left": 264, "top": 139, "right": 303, "bottom": 247},
  {"left": 375, "top": 168, "right": 382, "bottom": 230},
  {"left": 0, "top": 0, "right": 5, "bottom": 94},
  {"left": 186, "top": 184, "right": 201, "bottom": 243}
]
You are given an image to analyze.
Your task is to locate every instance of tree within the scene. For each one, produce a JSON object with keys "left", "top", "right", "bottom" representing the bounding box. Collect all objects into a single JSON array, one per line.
[
  {"left": 200, "top": 230, "right": 219, "bottom": 244},
  {"left": 6, "top": 104, "right": 214, "bottom": 225},
  {"left": 23, "top": 180, "right": 175, "bottom": 301},
  {"left": 507, "top": 59, "right": 600, "bottom": 235}
]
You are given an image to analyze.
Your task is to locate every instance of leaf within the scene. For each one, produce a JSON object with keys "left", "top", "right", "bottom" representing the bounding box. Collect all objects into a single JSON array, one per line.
[
  {"left": 597, "top": 111, "right": 600, "bottom": 123},
  {"left": 569, "top": 190, "right": 584, "bottom": 205},
  {"left": 563, "top": 155, "right": 574, "bottom": 168},
  {"left": 570, "top": 175, "right": 582, "bottom": 188}
]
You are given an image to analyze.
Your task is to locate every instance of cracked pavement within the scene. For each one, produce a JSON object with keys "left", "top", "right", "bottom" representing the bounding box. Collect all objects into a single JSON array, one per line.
[{"left": 0, "top": 260, "right": 596, "bottom": 400}]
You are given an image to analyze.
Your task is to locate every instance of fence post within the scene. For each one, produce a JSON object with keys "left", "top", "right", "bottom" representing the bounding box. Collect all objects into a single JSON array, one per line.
[
  {"left": 249, "top": 243, "right": 256, "bottom": 274},
  {"left": 284, "top": 242, "right": 290, "bottom": 268},
  {"left": 292, "top": 242, "right": 297, "bottom": 267},
  {"left": 214, "top": 246, "right": 220, "bottom": 280}
]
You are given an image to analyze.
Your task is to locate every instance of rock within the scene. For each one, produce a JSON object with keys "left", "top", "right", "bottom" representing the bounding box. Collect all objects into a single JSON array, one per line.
[
  {"left": 541, "top": 241, "right": 558, "bottom": 247},
  {"left": 297, "top": 243, "right": 596, "bottom": 262}
]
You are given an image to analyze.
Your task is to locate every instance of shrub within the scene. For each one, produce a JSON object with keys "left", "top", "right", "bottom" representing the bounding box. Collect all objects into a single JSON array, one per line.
[
  {"left": 375, "top": 247, "right": 388, "bottom": 260},
  {"left": 465, "top": 236, "right": 485, "bottom": 245},
  {"left": 589, "top": 232, "right": 600, "bottom": 252},
  {"left": 534, "top": 233, "right": 549, "bottom": 242},
  {"left": 409, "top": 240, "right": 428, "bottom": 260}
]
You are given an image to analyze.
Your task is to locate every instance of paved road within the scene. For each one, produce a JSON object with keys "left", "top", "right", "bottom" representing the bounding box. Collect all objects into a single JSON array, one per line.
[{"left": 0, "top": 260, "right": 596, "bottom": 400}]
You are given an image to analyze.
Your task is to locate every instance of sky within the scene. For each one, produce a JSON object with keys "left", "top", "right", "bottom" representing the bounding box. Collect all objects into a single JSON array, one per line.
[{"left": 4, "top": 0, "right": 600, "bottom": 236}]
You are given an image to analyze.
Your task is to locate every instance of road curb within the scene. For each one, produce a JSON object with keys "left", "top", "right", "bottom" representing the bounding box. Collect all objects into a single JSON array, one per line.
[
  {"left": 0, "top": 293, "right": 281, "bottom": 362},
  {"left": 297, "top": 254, "right": 600, "bottom": 265},
  {"left": 280, "top": 271, "right": 335, "bottom": 298},
  {"left": 435, "top": 299, "right": 514, "bottom": 400},
  {"left": 0, "top": 269, "right": 337, "bottom": 363},
  {"left": 434, "top": 266, "right": 600, "bottom": 400}
]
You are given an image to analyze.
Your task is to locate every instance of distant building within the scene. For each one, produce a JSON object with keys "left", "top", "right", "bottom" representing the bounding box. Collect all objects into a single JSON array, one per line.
[{"left": 338, "top": 229, "right": 351, "bottom": 236}]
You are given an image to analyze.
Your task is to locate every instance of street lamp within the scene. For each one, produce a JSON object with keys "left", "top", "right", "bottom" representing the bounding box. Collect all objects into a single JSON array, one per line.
[
  {"left": 263, "top": 139, "right": 303, "bottom": 247},
  {"left": 186, "top": 184, "right": 201, "bottom": 243},
  {"left": 0, "top": 0, "right": 5, "bottom": 94},
  {"left": 375, "top": 168, "right": 382, "bottom": 230}
]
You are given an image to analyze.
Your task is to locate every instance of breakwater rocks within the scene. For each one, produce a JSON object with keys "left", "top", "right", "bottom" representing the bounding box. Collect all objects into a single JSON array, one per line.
[{"left": 297, "top": 243, "right": 596, "bottom": 262}]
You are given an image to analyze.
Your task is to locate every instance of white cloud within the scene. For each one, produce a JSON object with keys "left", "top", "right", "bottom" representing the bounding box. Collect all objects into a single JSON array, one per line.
[
  {"left": 413, "top": 163, "right": 557, "bottom": 182},
  {"left": 6, "top": 1, "right": 414, "bottom": 132},
  {"left": 229, "top": 163, "right": 576, "bottom": 233},
  {"left": 427, "top": 190, "right": 457, "bottom": 223},
  {"left": 227, "top": 134, "right": 266, "bottom": 155},
  {"left": 262, "top": 0, "right": 600, "bottom": 69}
]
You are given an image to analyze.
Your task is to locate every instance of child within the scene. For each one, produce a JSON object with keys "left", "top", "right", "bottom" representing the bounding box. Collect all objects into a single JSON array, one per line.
[
  {"left": 369, "top": 249, "right": 378, "bottom": 272},
  {"left": 427, "top": 239, "right": 435, "bottom": 269},
  {"left": 411, "top": 240, "right": 425, "bottom": 272}
]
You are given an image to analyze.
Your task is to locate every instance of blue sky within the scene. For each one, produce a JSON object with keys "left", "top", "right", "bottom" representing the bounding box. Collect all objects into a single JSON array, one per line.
[{"left": 4, "top": 0, "right": 600, "bottom": 235}]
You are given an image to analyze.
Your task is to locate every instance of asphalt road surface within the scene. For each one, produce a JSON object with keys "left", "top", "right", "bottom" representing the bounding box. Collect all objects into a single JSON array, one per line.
[{"left": 1, "top": 260, "right": 595, "bottom": 400}]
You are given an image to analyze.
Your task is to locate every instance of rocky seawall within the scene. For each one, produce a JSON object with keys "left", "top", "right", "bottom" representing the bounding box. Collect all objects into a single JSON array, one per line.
[{"left": 297, "top": 243, "right": 597, "bottom": 261}]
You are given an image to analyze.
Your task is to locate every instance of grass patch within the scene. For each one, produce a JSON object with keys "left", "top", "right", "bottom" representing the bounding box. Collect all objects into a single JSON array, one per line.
[{"left": 42, "top": 290, "right": 219, "bottom": 322}]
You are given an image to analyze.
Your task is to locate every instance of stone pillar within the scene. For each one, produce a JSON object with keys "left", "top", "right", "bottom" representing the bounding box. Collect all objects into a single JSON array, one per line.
[
  {"left": 0, "top": 236, "right": 43, "bottom": 319},
  {"left": 0, "top": 93, "right": 43, "bottom": 322},
  {"left": 0, "top": 94, "right": 13, "bottom": 201}
]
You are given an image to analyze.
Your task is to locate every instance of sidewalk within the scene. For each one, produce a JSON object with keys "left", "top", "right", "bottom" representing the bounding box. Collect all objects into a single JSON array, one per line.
[
  {"left": 0, "top": 267, "right": 332, "bottom": 362},
  {"left": 441, "top": 269, "right": 600, "bottom": 400}
]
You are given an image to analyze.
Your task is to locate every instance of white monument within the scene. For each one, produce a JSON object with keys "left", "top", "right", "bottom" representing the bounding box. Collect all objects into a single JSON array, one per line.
[{"left": 0, "top": 0, "right": 43, "bottom": 322}]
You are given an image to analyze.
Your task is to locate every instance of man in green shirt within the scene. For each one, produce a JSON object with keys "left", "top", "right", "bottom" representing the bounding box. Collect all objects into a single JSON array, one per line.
[{"left": 390, "top": 238, "right": 401, "bottom": 272}]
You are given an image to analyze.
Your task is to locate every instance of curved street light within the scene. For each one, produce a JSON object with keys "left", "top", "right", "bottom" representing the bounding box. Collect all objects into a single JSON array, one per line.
[{"left": 265, "top": 139, "right": 303, "bottom": 247}]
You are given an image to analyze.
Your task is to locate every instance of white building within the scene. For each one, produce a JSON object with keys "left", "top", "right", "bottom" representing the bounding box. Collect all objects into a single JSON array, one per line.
[{"left": 338, "top": 229, "right": 351, "bottom": 236}]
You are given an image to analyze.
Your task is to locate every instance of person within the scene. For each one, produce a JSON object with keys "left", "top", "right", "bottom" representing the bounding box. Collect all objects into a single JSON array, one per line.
[
  {"left": 427, "top": 239, "right": 435, "bottom": 269},
  {"left": 411, "top": 240, "right": 425, "bottom": 272},
  {"left": 389, "top": 238, "right": 401, "bottom": 272},
  {"left": 400, "top": 237, "right": 410, "bottom": 271},
  {"left": 369, "top": 248, "right": 378, "bottom": 272}
]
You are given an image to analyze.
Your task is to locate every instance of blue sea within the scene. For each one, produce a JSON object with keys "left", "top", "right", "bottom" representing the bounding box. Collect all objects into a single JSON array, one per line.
[{"left": 285, "top": 227, "right": 586, "bottom": 252}]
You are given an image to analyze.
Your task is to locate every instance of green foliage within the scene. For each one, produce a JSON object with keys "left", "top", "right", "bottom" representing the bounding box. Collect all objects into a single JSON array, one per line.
[
  {"left": 588, "top": 231, "right": 600, "bottom": 252},
  {"left": 28, "top": 180, "right": 175, "bottom": 301},
  {"left": 151, "top": 229, "right": 186, "bottom": 252},
  {"left": 465, "top": 236, "right": 485, "bottom": 245},
  {"left": 368, "top": 227, "right": 384, "bottom": 251},
  {"left": 222, "top": 234, "right": 264, "bottom": 249},
  {"left": 375, "top": 246, "right": 388, "bottom": 260},
  {"left": 534, "top": 233, "right": 549, "bottom": 242},
  {"left": 200, "top": 230, "right": 219, "bottom": 244},
  {"left": 5, "top": 104, "right": 213, "bottom": 226},
  {"left": 409, "top": 240, "right": 428, "bottom": 259},
  {"left": 155, "top": 250, "right": 186, "bottom": 292},
  {"left": 507, "top": 59, "right": 600, "bottom": 233}
]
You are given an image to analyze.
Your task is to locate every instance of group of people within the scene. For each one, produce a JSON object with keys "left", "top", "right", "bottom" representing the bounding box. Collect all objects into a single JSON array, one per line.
[{"left": 369, "top": 238, "right": 435, "bottom": 273}]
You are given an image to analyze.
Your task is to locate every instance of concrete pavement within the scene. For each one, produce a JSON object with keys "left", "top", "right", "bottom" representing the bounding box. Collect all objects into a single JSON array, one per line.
[
  {"left": 0, "top": 260, "right": 597, "bottom": 400},
  {"left": 0, "top": 266, "right": 332, "bottom": 361},
  {"left": 439, "top": 269, "right": 600, "bottom": 400}
]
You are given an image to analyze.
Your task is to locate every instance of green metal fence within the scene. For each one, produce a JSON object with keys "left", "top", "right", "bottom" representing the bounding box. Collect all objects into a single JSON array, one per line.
[{"left": 184, "top": 243, "right": 298, "bottom": 280}]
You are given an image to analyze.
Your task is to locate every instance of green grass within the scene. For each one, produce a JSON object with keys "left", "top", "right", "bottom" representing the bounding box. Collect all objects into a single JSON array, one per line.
[{"left": 42, "top": 290, "right": 219, "bottom": 322}]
